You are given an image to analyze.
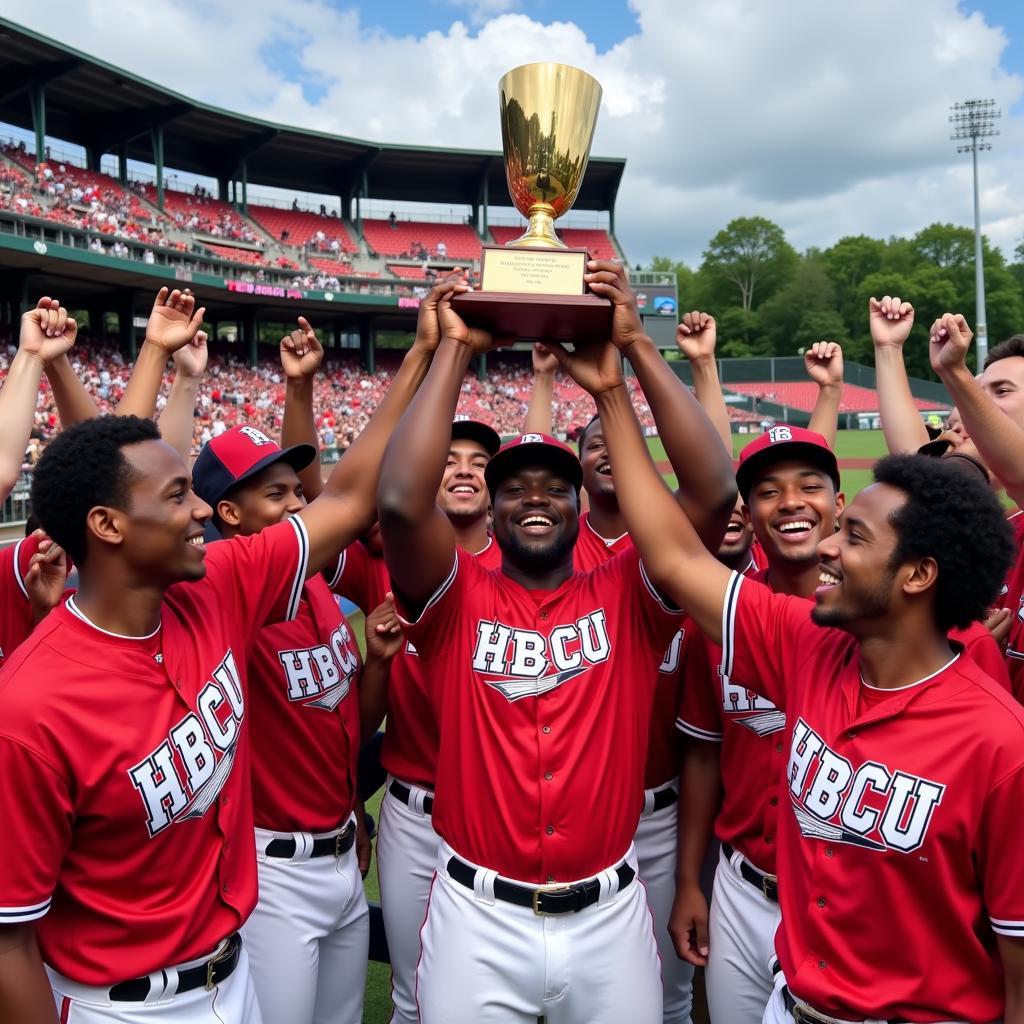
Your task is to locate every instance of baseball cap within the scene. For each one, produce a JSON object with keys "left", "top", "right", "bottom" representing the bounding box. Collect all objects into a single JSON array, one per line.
[
  {"left": 192, "top": 425, "right": 317, "bottom": 507},
  {"left": 484, "top": 433, "right": 583, "bottom": 496},
  {"left": 451, "top": 416, "right": 501, "bottom": 457},
  {"left": 735, "top": 425, "right": 840, "bottom": 501}
]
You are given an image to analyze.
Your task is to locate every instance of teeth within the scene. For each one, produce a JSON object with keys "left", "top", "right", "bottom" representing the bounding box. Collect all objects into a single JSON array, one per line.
[
  {"left": 779, "top": 521, "right": 812, "bottom": 533},
  {"left": 521, "top": 516, "right": 553, "bottom": 528},
  {"left": 187, "top": 536, "right": 205, "bottom": 547},
  {"left": 452, "top": 486, "right": 475, "bottom": 494},
  {"left": 819, "top": 570, "right": 840, "bottom": 586}
]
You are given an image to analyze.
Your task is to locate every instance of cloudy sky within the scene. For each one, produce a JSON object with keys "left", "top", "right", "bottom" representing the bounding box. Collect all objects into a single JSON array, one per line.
[{"left": 1, "top": 0, "right": 1023, "bottom": 266}]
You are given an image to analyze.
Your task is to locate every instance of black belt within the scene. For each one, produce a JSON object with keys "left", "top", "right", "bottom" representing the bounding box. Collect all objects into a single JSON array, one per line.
[
  {"left": 772, "top": 961, "right": 908, "bottom": 1024},
  {"left": 649, "top": 785, "right": 679, "bottom": 812},
  {"left": 389, "top": 778, "right": 434, "bottom": 815},
  {"left": 446, "top": 855, "right": 635, "bottom": 916},
  {"left": 110, "top": 933, "right": 241, "bottom": 1001},
  {"left": 265, "top": 820, "right": 355, "bottom": 859},
  {"left": 723, "top": 841, "right": 778, "bottom": 902}
]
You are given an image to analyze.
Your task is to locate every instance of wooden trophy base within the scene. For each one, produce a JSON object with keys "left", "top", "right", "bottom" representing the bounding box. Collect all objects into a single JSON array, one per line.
[{"left": 450, "top": 244, "right": 612, "bottom": 343}]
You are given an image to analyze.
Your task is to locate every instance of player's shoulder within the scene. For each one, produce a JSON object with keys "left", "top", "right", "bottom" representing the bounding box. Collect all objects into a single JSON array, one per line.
[{"left": 941, "top": 656, "right": 1024, "bottom": 762}]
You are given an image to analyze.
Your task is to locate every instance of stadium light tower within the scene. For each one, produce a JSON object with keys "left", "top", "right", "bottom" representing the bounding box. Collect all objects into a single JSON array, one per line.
[{"left": 950, "top": 98, "right": 1000, "bottom": 368}]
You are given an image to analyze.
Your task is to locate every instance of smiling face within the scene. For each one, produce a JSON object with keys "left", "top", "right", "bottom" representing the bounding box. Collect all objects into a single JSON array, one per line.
[
  {"left": 108, "top": 439, "right": 212, "bottom": 586},
  {"left": 491, "top": 464, "right": 580, "bottom": 571},
  {"left": 437, "top": 438, "right": 491, "bottom": 523},
  {"left": 216, "top": 461, "right": 306, "bottom": 538},
  {"left": 746, "top": 459, "right": 843, "bottom": 568},
  {"left": 812, "top": 483, "right": 909, "bottom": 632},
  {"left": 578, "top": 420, "right": 617, "bottom": 508},
  {"left": 718, "top": 492, "right": 754, "bottom": 565},
  {"left": 980, "top": 356, "right": 1024, "bottom": 429}
]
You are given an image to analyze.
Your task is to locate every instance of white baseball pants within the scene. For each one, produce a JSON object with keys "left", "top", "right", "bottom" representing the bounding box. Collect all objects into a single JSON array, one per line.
[
  {"left": 760, "top": 968, "right": 988, "bottom": 1024},
  {"left": 706, "top": 844, "right": 780, "bottom": 1024},
  {"left": 376, "top": 777, "right": 440, "bottom": 1024},
  {"left": 242, "top": 822, "right": 368, "bottom": 1024},
  {"left": 48, "top": 944, "right": 261, "bottom": 1023},
  {"left": 634, "top": 782, "right": 694, "bottom": 1024},
  {"left": 416, "top": 840, "right": 662, "bottom": 1024}
]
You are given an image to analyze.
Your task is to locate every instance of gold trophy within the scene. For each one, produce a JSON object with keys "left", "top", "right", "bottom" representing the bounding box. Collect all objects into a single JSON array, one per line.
[{"left": 451, "top": 62, "right": 613, "bottom": 342}]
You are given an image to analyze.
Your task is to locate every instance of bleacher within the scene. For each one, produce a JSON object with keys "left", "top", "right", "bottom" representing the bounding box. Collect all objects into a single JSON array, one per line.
[
  {"left": 363, "top": 218, "right": 482, "bottom": 260},
  {"left": 309, "top": 256, "right": 354, "bottom": 276},
  {"left": 248, "top": 205, "right": 358, "bottom": 253},
  {"left": 724, "top": 381, "right": 945, "bottom": 413},
  {"left": 387, "top": 264, "right": 429, "bottom": 279},
  {"left": 201, "top": 242, "right": 267, "bottom": 265},
  {"left": 488, "top": 225, "right": 619, "bottom": 260}
]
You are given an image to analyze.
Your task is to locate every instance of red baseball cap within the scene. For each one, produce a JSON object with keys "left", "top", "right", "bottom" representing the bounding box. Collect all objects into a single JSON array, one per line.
[
  {"left": 192, "top": 425, "right": 317, "bottom": 507},
  {"left": 484, "top": 433, "right": 583, "bottom": 496},
  {"left": 735, "top": 425, "right": 840, "bottom": 500},
  {"left": 451, "top": 416, "right": 501, "bottom": 457}
]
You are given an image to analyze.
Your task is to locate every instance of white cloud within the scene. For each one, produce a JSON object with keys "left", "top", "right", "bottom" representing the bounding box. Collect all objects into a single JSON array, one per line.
[{"left": 0, "top": 0, "right": 1022, "bottom": 266}]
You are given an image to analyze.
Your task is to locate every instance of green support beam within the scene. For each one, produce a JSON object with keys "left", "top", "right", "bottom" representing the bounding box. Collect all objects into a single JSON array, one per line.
[
  {"left": 240, "top": 159, "right": 248, "bottom": 215},
  {"left": 244, "top": 309, "right": 257, "bottom": 367},
  {"left": 359, "top": 317, "right": 374, "bottom": 374},
  {"left": 29, "top": 82, "right": 45, "bottom": 162},
  {"left": 117, "top": 141, "right": 128, "bottom": 185},
  {"left": 151, "top": 123, "right": 164, "bottom": 211}
]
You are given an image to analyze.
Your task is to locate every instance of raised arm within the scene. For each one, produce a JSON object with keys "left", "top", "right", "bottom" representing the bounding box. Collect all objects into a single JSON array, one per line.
[
  {"left": 522, "top": 343, "right": 557, "bottom": 435},
  {"left": 584, "top": 262, "right": 736, "bottom": 549},
  {"left": 158, "top": 332, "right": 207, "bottom": 461},
  {"left": 548, "top": 336, "right": 732, "bottom": 641},
  {"left": 279, "top": 317, "right": 325, "bottom": 502},
  {"left": 805, "top": 340, "right": 843, "bottom": 447},
  {"left": 0, "top": 298, "right": 77, "bottom": 499},
  {"left": 0, "top": 924, "right": 58, "bottom": 1024},
  {"left": 870, "top": 296, "right": 929, "bottom": 453},
  {"left": 377, "top": 282, "right": 496, "bottom": 610},
  {"left": 676, "top": 311, "right": 733, "bottom": 452},
  {"left": 297, "top": 278, "right": 468, "bottom": 580},
  {"left": 43, "top": 354, "right": 99, "bottom": 426},
  {"left": 929, "top": 313, "right": 1024, "bottom": 506},
  {"left": 359, "top": 593, "right": 403, "bottom": 740},
  {"left": 117, "top": 288, "right": 206, "bottom": 419}
]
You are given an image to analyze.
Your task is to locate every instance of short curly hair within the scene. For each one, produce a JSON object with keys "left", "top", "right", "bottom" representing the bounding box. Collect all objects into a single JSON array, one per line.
[
  {"left": 31, "top": 415, "right": 161, "bottom": 565},
  {"left": 984, "top": 334, "right": 1024, "bottom": 369},
  {"left": 873, "top": 453, "right": 1015, "bottom": 631}
]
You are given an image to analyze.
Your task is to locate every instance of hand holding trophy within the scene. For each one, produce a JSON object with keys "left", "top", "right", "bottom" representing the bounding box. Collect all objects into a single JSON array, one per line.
[{"left": 451, "top": 62, "right": 613, "bottom": 343}]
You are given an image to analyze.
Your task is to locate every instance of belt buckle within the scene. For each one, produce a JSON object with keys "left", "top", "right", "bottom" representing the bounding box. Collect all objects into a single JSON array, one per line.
[
  {"left": 792, "top": 1005, "right": 835, "bottom": 1024},
  {"left": 204, "top": 939, "right": 234, "bottom": 991},
  {"left": 531, "top": 883, "right": 572, "bottom": 916},
  {"left": 761, "top": 871, "right": 778, "bottom": 901},
  {"left": 335, "top": 822, "right": 354, "bottom": 857}
]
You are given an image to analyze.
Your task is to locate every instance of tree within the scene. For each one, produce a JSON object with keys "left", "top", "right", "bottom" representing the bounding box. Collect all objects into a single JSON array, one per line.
[
  {"left": 792, "top": 310, "right": 851, "bottom": 354},
  {"left": 912, "top": 223, "right": 975, "bottom": 272},
  {"left": 758, "top": 256, "right": 837, "bottom": 356},
  {"left": 716, "top": 306, "right": 766, "bottom": 357},
  {"left": 700, "top": 216, "right": 797, "bottom": 310}
]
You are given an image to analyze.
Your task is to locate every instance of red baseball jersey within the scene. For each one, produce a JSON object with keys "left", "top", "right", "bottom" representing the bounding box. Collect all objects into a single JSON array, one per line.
[
  {"left": 570, "top": 515, "right": 684, "bottom": 788},
  {"left": 676, "top": 568, "right": 801, "bottom": 872},
  {"left": 248, "top": 573, "right": 363, "bottom": 833},
  {"left": 996, "top": 511, "right": 1024, "bottom": 700},
  {"left": 721, "top": 571, "right": 1024, "bottom": 1022},
  {"left": 750, "top": 538, "right": 769, "bottom": 572},
  {"left": 573, "top": 510, "right": 631, "bottom": 573},
  {"left": 333, "top": 535, "right": 501, "bottom": 789},
  {"left": 0, "top": 534, "right": 40, "bottom": 670},
  {"left": 398, "top": 548, "right": 684, "bottom": 882},
  {"left": 0, "top": 517, "right": 309, "bottom": 985}
]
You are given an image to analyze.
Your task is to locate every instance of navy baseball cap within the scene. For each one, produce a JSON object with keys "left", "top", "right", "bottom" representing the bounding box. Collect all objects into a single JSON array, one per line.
[
  {"left": 192, "top": 425, "right": 316, "bottom": 507},
  {"left": 736, "top": 425, "right": 840, "bottom": 501},
  {"left": 451, "top": 416, "right": 501, "bottom": 457},
  {"left": 484, "top": 433, "right": 583, "bottom": 497}
]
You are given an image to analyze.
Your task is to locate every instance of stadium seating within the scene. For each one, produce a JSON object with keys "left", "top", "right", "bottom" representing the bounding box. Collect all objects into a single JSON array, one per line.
[
  {"left": 362, "top": 219, "right": 482, "bottom": 260},
  {"left": 248, "top": 205, "right": 358, "bottom": 253},
  {"left": 387, "top": 264, "right": 429, "bottom": 279},
  {"left": 201, "top": 243, "right": 267, "bottom": 265},
  {"left": 309, "top": 256, "right": 355, "bottom": 275},
  {"left": 723, "top": 381, "right": 945, "bottom": 413},
  {"left": 488, "top": 225, "right": 620, "bottom": 261},
  {"left": 143, "top": 186, "right": 260, "bottom": 243}
]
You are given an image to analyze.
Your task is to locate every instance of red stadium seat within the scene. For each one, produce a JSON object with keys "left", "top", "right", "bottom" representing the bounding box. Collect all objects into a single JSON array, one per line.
[
  {"left": 248, "top": 205, "right": 358, "bottom": 253},
  {"left": 723, "top": 381, "right": 945, "bottom": 413},
  {"left": 363, "top": 219, "right": 482, "bottom": 260},
  {"left": 488, "top": 225, "right": 620, "bottom": 261}
]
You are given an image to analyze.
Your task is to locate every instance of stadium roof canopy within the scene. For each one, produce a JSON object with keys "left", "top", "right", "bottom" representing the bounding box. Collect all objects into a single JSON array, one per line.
[{"left": 0, "top": 18, "right": 625, "bottom": 212}]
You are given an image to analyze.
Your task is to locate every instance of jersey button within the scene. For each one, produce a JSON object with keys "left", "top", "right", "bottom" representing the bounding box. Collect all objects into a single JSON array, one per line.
[
  {"left": 817, "top": 960, "right": 827, "bottom": 970},
  {"left": 775, "top": 743, "right": 783, "bottom": 753},
  {"left": 824, "top": 847, "right": 834, "bottom": 857},
  {"left": 539, "top": 611, "right": 549, "bottom": 620},
  {"left": 769, "top": 796, "right": 778, "bottom": 807},
  {"left": 765, "top": 835, "right": 773, "bottom": 844},
  {"left": 544, "top": 771, "right": 553, "bottom": 781},
  {"left": 847, "top": 731, "right": 856, "bottom": 740},
  {"left": 542, "top": 725, "right": 551, "bottom": 734},
  {"left": 816, "top": 897, "right": 826, "bottom": 908},
  {"left": 545, "top": 825, "right": 555, "bottom": 835}
]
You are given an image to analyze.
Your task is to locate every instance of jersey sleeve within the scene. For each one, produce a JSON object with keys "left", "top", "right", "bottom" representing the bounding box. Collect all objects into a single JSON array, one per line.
[
  {"left": 204, "top": 517, "right": 309, "bottom": 631},
  {"left": 395, "top": 550, "right": 472, "bottom": 664},
  {"left": 676, "top": 631, "right": 724, "bottom": 743},
  {"left": 721, "top": 571, "right": 818, "bottom": 711},
  {"left": 978, "top": 762, "right": 1024, "bottom": 939},
  {"left": 954, "top": 623, "right": 1011, "bottom": 692},
  {"left": 0, "top": 738, "right": 73, "bottom": 922}
]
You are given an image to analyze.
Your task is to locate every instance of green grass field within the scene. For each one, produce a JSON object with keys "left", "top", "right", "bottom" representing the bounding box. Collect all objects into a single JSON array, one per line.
[{"left": 352, "top": 430, "right": 891, "bottom": 1021}]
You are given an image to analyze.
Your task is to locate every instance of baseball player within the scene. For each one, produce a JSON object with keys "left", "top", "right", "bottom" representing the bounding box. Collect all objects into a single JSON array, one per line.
[
  {"left": 0, "top": 296, "right": 446, "bottom": 1022},
  {"left": 569, "top": 338, "right": 1024, "bottom": 1022},
  {"left": 672, "top": 425, "right": 844, "bottom": 1023},
  {"left": 377, "top": 260, "right": 735, "bottom": 1023}
]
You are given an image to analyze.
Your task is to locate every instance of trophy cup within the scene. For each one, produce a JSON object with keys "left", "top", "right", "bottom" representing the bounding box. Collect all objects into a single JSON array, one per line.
[{"left": 451, "top": 62, "right": 613, "bottom": 342}]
